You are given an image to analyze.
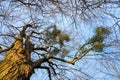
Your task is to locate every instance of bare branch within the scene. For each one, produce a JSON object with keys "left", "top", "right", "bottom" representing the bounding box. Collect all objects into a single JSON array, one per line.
[
  {"left": 48, "top": 61, "right": 57, "bottom": 75},
  {"left": 38, "top": 66, "right": 52, "bottom": 80},
  {"left": 0, "top": 44, "right": 14, "bottom": 54},
  {"left": 32, "top": 45, "right": 94, "bottom": 69},
  {"left": 33, "top": 47, "right": 48, "bottom": 51}
]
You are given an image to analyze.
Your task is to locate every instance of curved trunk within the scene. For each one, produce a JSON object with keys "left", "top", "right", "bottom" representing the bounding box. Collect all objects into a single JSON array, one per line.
[{"left": 0, "top": 35, "right": 33, "bottom": 80}]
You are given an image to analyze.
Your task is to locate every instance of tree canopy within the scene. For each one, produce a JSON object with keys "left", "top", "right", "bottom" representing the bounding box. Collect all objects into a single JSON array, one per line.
[{"left": 0, "top": 0, "right": 120, "bottom": 80}]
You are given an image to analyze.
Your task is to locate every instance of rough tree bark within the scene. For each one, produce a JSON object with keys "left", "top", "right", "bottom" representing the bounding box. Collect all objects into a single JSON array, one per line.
[
  {"left": 0, "top": 25, "right": 33, "bottom": 80},
  {"left": 0, "top": 24, "right": 96, "bottom": 80}
]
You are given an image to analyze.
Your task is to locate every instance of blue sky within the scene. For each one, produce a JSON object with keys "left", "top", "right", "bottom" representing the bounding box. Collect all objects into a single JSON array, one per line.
[{"left": 0, "top": 0, "right": 120, "bottom": 80}]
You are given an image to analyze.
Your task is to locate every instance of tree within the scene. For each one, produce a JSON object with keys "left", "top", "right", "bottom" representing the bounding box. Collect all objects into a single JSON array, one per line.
[
  {"left": 0, "top": 0, "right": 120, "bottom": 80},
  {"left": 0, "top": 24, "right": 110, "bottom": 80}
]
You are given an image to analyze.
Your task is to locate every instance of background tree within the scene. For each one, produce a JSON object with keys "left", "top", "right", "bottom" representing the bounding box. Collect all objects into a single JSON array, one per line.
[{"left": 0, "top": 0, "right": 120, "bottom": 80}]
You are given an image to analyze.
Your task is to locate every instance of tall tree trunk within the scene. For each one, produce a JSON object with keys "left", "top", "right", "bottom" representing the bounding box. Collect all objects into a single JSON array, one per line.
[{"left": 0, "top": 35, "right": 33, "bottom": 80}]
